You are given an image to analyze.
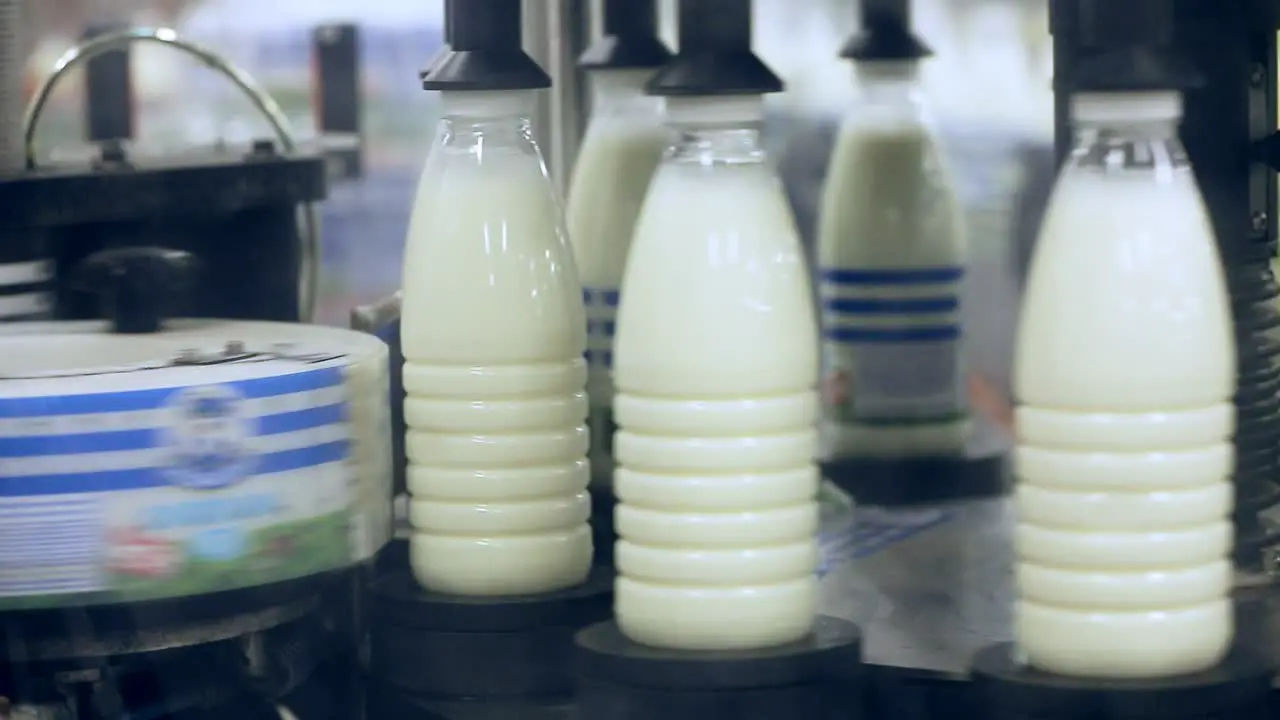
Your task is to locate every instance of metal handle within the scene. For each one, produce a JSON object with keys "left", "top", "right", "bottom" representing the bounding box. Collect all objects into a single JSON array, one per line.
[{"left": 23, "top": 27, "right": 321, "bottom": 322}]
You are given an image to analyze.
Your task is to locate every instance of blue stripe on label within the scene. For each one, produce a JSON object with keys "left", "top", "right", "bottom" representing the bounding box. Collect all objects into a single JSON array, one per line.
[
  {"left": 819, "top": 267, "right": 965, "bottom": 285},
  {"left": 0, "top": 366, "right": 343, "bottom": 419},
  {"left": 0, "top": 403, "right": 347, "bottom": 458},
  {"left": 824, "top": 326, "right": 960, "bottom": 343},
  {"left": 0, "top": 441, "right": 348, "bottom": 496},
  {"left": 584, "top": 350, "right": 614, "bottom": 369},
  {"left": 823, "top": 297, "right": 958, "bottom": 315},
  {"left": 584, "top": 288, "right": 620, "bottom": 307}
]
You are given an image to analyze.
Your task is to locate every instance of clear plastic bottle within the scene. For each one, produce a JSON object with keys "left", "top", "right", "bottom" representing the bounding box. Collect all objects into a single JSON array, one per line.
[
  {"left": 400, "top": 89, "right": 592, "bottom": 597},
  {"left": 816, "top": 59, "right": 970, "bottom": 460},
  {"left": 1014, "top": 90, "right": 1235, "bottom": 678},
  {"left": 612, "top": 94, "right": 821, "bottom": 650}
]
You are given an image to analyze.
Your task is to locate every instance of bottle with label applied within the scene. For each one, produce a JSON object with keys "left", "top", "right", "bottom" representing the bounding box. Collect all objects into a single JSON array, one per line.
[
  {"left": 817, "top": 3, "right": 969, "bottom": 461},
  {"left": 400, "top": 0, "right": 592, "bottom": 596},
  {"left": 1014, "top": 89, "right": 1236, "bottom": 678},
  {"left": 611, "top": 0, "right": 821, "bottom": 651},
  {"left": 566, "top": 0, "right": 672, "bottom": 491}
]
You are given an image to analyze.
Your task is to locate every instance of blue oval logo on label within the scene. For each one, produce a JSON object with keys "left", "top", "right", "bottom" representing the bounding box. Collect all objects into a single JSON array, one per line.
[{"left": 160, "top": 385, "right": 258, "bottom": 490}]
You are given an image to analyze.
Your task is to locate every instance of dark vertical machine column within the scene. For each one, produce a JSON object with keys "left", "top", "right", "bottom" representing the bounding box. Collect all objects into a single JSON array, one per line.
[
  {"left": 312, "top": 23, "right": 363, "bottom": 181},
  {"left": 82, "top": 22, "right": 134, "bottom": 143},
  {"left": 1053, "top": 0, "right": 1280, "bottom": 575}
]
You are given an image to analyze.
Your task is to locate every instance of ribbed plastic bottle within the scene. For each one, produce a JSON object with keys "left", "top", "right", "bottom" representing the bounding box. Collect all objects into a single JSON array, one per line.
[
  {"left": 565, "top": 0, "right": 672, "bottom": 490},
  {"left": 1013, "top": 90, "right": 1236, "bottom": 678},
  {"left": 611, "top": 0, "right": 821, "bottom": 651},
  {"left": 400, "top": 0, "right": 592, "bottom": 596}
]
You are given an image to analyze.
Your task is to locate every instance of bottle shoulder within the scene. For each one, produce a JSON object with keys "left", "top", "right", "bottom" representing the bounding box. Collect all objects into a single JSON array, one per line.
[
  {"left": 818, "top": 124, "right": 965, "bottom": 266},
  {"left": 1014, "top": 169, "right": 1234, "bottom": 410}
]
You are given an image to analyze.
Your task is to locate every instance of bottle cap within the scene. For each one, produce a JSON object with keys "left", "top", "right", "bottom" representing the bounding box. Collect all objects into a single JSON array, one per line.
[
  {"left": 1064, "top": 0, "right": 1201, "bottom": 92},
  {"left": 646, "top": 0, "right": 783, "bottom": 97},
  {"left": 840, "top": 0, "right": 932, "bottom": 62},
  {"left": 423, "top": 0, "right": 551, "bottom": 92},
  {"left": 579, "top": 0, "right": 673, "bottom": 70}
]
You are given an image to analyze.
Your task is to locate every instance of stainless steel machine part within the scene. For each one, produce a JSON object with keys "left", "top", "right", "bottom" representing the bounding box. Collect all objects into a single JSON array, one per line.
[
  {"left": 0, "top": 0, "right": 24, "bottom": 174},
  {"left": 524, "top": 0, "right": 591, "bottom": 194}
]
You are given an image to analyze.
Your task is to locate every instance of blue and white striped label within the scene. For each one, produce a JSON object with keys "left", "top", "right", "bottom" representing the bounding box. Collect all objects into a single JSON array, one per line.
[
  {"left": 819, "top": 267, "right": 965, "bottom": 423},
  {"left": 0, "top": 364, "right": 354, "bottom": 608},
  {"left": 583, "top": 287, "right": 619, "bottom": 476},
  {"left": 582, "top": 287, "right": 619, "bottom": 381}
]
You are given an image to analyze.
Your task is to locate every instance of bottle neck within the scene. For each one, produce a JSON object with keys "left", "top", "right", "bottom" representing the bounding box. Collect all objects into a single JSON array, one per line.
[
  {"left": 847, "top": 60, "right": 928, "bottom": 129},
  {"left": 438, "top": 91, "right": 539, "bottom": 150},
  {"left": 852, "top": 61, "right": 924, "bottom": 104},
  {"left": 664, "top": 95, "right": 766, "bottom": 165},
  {"left": 587, "top": 69, "right": 661, "bottom": 119},
  {"left": 1070, "top": 91, "right": 1182, "bottom": 139},
  {"left": 1068, "top": 92, "right": 1187, "bottom": 173}
]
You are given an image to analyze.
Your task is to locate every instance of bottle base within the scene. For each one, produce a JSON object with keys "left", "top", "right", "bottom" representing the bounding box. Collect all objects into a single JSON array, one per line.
[
  {"left": 615, "top": 576, "right": 817, "bottom": 651},
  {"left": 970, "top": 641, "right": 1272, "bottom": 720},
  {"left": 409, "top": 525, "right": 592, "bottom": 596}
]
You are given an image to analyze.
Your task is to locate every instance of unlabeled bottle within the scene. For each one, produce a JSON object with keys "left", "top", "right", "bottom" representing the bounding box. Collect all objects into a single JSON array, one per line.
[
  {"left": 817, "top": 2, "right": 969, "bottom": 460},
  {"left": 565, "top": 0, "right": 672, "bottom": 490},
  {"left": 611, "top": 0, "right": 821, "bottom": 651},
  {"left": 1014, "top": 89, "right": 1235, "bottom": 677},
  {"left": 400, "top": 0, "right": 592, "bottom": 596}
]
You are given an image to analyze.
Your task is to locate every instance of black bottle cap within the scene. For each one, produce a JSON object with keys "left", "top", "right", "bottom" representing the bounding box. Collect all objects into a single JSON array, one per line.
[
  {"left": 840, "top": 0, "right": 932, "bottom": 62},
  {"left": 579, "top": 0, "right": 673, "bottom": 70},
  {"left": 646, "top": 0, "right": 783, "bottom": 97},
  {"left": 1069, "top": 0, "right": 1201, "bottom": 92},
  {"left": 423, "top": 0, "right": 551, "bottom": 92}
]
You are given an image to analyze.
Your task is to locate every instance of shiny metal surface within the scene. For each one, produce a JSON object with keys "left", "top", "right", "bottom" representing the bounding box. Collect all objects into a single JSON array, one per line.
[
  {"left": 0, "top": 0, "right": 22, "bottom": 174},
  {"left": 22, "top": 27, "right": 321, "bottom": 323},
  {"left": 524, "top": 0, "right": 590, "bottom": 194}
]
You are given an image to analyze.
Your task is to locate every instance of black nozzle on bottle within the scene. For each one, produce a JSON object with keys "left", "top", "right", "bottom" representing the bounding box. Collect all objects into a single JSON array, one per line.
[
  {"left": 645, "top": 0, "right": 783, "bottom": 97},
  {"left": 423, "top": 0, "right": 550, "bottom": 91},
  {"left": 840, "top": 0, "right": 932, "bottom": 62},
  {"left": 579, "top": 0, "right": 673, "bottom": 70},
  {"left": 1066, "top": 0, "right": 1200, "bottom": 91}
]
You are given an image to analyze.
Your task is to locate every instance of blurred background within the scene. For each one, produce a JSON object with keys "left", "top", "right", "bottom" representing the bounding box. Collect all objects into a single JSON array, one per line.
[{"left": 15, "top": 0, "right": 1054, "bottom": 333}]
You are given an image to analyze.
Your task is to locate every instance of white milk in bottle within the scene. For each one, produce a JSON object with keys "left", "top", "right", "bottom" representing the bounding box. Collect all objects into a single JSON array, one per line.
[
  {"left": 1013, "top": 91, "right": 1236, "bottom": 678},
  {"left": 817, "top": 59, "right": 969, "bottom": 460},
  {"left": 566, "top": 0, "right": 672, "bottom": 489},
  {"left": 613, "top": 95, "right": 821, "bottom": 651},
  {"left": 400, "top": 12, "right": 592, "bottom": 596}
]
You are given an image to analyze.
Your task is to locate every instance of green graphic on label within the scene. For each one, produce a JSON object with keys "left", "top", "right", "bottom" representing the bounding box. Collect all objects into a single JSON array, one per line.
[{"left": 0, "top": 365, "right": 358, "bottom": 610}]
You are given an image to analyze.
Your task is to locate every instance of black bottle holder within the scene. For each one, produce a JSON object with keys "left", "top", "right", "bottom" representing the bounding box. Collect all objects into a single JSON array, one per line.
[
  {"left": 366, "top": 566, "right": 613, "bottom": 717},
  {"left": 573, "top": 617, "right": 863, "bottom": 720}
]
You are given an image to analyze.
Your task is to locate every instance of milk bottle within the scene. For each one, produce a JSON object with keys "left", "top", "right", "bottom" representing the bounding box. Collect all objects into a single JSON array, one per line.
[
  {"left": 566, "top": 0, "right": 672, "bottom": 489},
  {"left": 1013, "top": 90, "right": 1236, "bottom": 678},
  {"left": 400, "top": 0, "right": 592, "bottom": 597},
  {"left": 611, "top": 0, "right": 821, "bottom": 651},
  {"left": 817, "top": 57, "right": 969, "bottom": 460}
]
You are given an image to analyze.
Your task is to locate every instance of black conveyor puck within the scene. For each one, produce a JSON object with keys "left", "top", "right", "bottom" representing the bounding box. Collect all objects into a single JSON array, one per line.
[
  {"left": 368, "top": 568, "right": 613, "bottom": 698},
  {"left": 822, "top": 452, "right": 1007, "bottom": 507},
  {"left": 575, "top": 617, "right": 863, "bottom": 720},
  {"left": 970, "top": 643, "right": 1273, "bottom": 720}
]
